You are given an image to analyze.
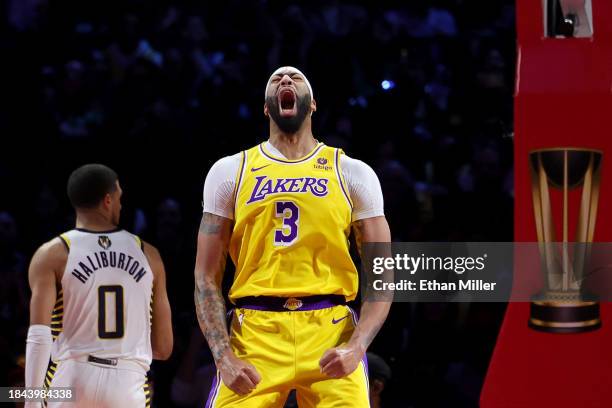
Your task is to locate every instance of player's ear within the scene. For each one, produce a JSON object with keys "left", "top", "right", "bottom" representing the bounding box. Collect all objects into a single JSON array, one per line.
[
  {"left": 310, "top": 98, "right": 317, "bottom": 114},
  {"left": 263, "top": 102, "right": 269, "bottom": 118},
  {"left": 103, "top": 193, "right": 113, "bottom": 208}
]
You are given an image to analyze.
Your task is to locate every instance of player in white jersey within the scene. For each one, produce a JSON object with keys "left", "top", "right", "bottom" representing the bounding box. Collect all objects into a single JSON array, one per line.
[{"left": 25, "top": 164, "right": 173, "bottom": 408}]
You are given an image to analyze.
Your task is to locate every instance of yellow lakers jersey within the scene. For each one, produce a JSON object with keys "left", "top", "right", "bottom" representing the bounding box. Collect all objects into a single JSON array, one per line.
[{"left": 229, "top": 142, "right": 358, "bottom": 302}]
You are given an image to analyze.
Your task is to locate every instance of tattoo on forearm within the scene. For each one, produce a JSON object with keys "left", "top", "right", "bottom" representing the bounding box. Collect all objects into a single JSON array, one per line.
[
  {"left": 200, "top": 213, "right": 223, "bottom": 234},
  {"left": 194, "top": 282, "right": 229, "bottom": 362},
  {"left": 195, "top": 212, "right": 231, "bottom": 362}
]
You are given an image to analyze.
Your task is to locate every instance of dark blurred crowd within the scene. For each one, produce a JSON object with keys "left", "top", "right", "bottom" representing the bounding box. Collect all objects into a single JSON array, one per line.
[{"left": 0, "top": 1, "right": 514, "bottom": 407}]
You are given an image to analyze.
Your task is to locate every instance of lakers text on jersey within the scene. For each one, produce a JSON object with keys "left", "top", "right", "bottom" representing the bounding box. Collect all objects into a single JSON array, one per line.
[{"left": 229, "top": 143, "right": 358, "bottom": 302}]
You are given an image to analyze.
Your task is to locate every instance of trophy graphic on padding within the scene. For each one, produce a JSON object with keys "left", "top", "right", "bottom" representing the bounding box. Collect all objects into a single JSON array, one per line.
[{"left": 529, "top": 148, "right": 602, "bottom": 333}]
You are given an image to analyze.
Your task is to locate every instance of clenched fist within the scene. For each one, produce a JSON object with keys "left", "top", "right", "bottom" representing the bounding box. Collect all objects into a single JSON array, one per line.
[
  {"left": 319, "top": 343, "right": 364, "bottom": 378},
  {"left": 218, "top": 352, "right": 262, "bottom": 395}
]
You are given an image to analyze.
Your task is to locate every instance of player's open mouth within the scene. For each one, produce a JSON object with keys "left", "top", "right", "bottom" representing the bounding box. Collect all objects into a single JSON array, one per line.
[{"left": 278, "top": 88, "right": 297, "bottom": 117}]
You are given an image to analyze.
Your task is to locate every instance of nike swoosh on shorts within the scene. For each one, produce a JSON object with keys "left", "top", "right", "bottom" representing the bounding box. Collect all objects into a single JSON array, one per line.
[{"left": 332, "top": 315, "right": 349, "bottom": 324}]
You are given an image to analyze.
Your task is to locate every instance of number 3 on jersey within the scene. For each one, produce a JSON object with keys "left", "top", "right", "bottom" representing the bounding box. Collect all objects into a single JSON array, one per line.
[
  {"left": 98, "top": 285, "right": 124, "bottom": 339},
  {"left": 274, "top": 201, "right": 299, "bottom": 246}
]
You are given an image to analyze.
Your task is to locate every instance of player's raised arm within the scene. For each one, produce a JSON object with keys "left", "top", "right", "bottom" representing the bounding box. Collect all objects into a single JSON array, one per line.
[
  {"left": 26, "top": 239, "right": 66, "bottom": 389},
  {"left": 194, "top": 213, "right": 261, "bottom": 395},
  {"left": 143, "top": 242, "right": 173, "bottom": 360}
]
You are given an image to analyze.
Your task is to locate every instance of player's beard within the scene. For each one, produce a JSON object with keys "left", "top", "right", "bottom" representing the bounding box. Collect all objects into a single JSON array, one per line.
[{"left": 266, "top": 93, "right": 311, "bottom": 134}]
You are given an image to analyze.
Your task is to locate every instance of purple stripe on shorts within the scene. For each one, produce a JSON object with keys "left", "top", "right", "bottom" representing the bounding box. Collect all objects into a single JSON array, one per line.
[
  {"left": 348, "top": 306, "right": 371, "bottom": 406},
  {"left": 362, "top": 356, "right": 371, "bottom": 407},
  {"left": 362, "top": 355, "right": 370, "bottom": 388},
  {"left": 205, "top": 371, "right": 220, "bottom": 408},
  {"left": 348, "top": 306, "right": 359, "bottom": 326}
]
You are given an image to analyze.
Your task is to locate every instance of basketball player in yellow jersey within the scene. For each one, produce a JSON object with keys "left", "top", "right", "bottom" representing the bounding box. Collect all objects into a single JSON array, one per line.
[
  {"left": 25, "top": 164, "right": 173, "bottom": 407},
  {"left": 195, "top": 66, "right": 391, "bottom": 407}
]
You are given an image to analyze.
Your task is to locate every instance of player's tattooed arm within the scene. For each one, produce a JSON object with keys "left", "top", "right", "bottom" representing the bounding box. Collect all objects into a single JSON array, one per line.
[
  {"left": 194, "top": 213, "right": 231, "bottom": 361},
  {"left": 194, "top": 212, "right": 262, "bottom": 394},
  {"left": 194, "top": 286, "right": 228, "bottom": 360},
  {"left": 199, "top": 213, "right": 223, "bottom": 234},
  {"left": 320, "top": 216, "right": 392, "bottom": 378}
]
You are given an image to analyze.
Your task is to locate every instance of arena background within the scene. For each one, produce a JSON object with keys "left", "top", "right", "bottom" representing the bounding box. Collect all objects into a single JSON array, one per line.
[{"left": 0, "top": 1, "right": 515, "bottom": 407}]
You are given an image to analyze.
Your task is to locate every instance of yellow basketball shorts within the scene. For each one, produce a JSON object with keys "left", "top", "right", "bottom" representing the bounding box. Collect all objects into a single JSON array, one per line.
[{"left": 205, "top": 302, "right": 370, "bottom": 407}]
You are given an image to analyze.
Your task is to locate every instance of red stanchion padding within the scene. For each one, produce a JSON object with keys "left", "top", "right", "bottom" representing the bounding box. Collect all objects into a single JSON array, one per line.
[{"left": 481, "top": 0, "right": 612, "bottom": 406}]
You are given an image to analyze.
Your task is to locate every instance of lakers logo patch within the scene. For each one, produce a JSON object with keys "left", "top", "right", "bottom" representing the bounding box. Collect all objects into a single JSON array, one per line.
[
  {"left": 283, "top": 298, "right": 303, "bottom": 311},
  {"left": 98, "top": 236, "right": 112, "bottom": 250}
]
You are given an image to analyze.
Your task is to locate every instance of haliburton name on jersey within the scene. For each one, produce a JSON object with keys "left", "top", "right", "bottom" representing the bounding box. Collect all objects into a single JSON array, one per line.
[{"left": 71, "top": 250, "right": 148, "bottom": 284}]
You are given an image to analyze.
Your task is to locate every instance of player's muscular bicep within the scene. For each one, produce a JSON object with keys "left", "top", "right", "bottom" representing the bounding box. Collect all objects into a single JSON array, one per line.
[
  {"left": 198, "top": 212, "right": 233, "bottom": 238},
  {"left": 28, "top": 239, "right": 66, "bottom": 325},
  {"left": 199, "top": 212, "right": 227, "bottom": 234},
  {"left": 352, "top": 216, "right": 391, "bottom": 246},
  {"left": 196, "top": 212, "right": 232, "bottom": 281}
]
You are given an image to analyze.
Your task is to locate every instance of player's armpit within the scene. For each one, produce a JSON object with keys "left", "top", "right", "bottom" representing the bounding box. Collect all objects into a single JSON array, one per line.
[
  {"left": 28, "top": 238, "right": 67, "bottom": 326},
  {"left": 143, "top": 242, "right": 174, "bottom": 360},
  {"left": 194, "top": 212, "right": 233, "bottom": 363}
]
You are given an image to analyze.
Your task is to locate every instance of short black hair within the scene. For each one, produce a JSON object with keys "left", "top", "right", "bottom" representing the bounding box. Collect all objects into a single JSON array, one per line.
[{"left": 67, "top": 164, "right": 118, "bottom": 209}]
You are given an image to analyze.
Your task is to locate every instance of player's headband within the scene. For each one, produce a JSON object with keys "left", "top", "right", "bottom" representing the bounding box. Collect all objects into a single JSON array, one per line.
[{"left": 265, "top": 66, "right": 313, "bottom": 100}]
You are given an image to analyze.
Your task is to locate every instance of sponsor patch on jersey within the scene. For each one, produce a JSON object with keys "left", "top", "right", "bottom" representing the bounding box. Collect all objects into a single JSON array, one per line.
[
  {"left": 314, "top": 156, "right": 333, "bottom": 171},
  {"left": 98, "top": 236, "right": 112, "bottom": 250}
]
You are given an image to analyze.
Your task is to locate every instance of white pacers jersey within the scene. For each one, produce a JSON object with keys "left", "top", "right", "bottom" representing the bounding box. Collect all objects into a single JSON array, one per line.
[{"left": 51, "top": 228, "right": 153, "bottom": 372}]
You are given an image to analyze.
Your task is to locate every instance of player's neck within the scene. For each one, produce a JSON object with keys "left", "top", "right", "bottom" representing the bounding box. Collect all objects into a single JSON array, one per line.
[
  {"left": 268, "top": 127, "right": 318, "bottom": 160},
  {"left": 75, "top": 211, "right": 117, "bottom": 232}
]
